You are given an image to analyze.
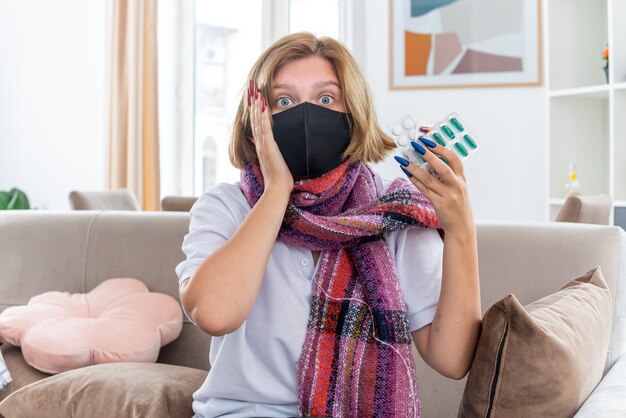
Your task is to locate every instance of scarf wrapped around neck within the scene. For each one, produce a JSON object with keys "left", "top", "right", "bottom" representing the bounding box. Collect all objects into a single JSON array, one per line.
[{"left": 240, "top": 160, "right": 443, "bottom": 418}]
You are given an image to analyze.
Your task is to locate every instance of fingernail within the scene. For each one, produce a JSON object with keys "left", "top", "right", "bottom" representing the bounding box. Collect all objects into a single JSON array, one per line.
[
  {"left": 419, "top": 126, "right": 431, "bottom": 133},
  {"left": 401, "top": 166, "right": 413, "bottom": 177},
  {"left": 411, "top": 141, "right": 426, "bottom": 155},
  {"left": 262, "top": 95, "right": 266, "bottom": 112},
  {"left": 394, "top": 155, "right": 409, "bottom": 167},
  {"left": 419, "top": 137, "right": 437, "bottom": 148}
]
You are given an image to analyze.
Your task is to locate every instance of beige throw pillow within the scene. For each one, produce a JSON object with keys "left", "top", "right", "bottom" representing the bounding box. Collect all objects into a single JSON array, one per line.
[
  {"left": 459, "top": 266, "right": 612, "bottom": 418},
  {"left": 0, "top": 362, "right": 207, "bottom": 418}
]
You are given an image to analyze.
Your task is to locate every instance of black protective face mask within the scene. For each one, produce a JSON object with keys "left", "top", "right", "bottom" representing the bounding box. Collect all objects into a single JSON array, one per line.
[{"left": 271, "top": 102, "right": 351, "bottom": 179}]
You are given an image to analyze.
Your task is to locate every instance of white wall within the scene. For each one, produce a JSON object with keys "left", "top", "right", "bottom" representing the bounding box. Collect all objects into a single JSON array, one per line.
[
  {"left": 356, "top": 0, "right": 548, "bottom": 222},
  {"left": 0, "top": 0, "right": 107, "bottom": 210},
  {"left": 0, "top": 1, "right": 549, "bottom": 220}
]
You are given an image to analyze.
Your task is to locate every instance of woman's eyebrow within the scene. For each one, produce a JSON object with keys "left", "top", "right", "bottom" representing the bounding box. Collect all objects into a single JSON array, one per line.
[
  {"left": 272, "top": 81, "right": 340, "bottom": 90},
  {"left": 312, "top": 81, "right": 340, "bottom": 89},
  {"left": 272, "top": 83, "right": 295, "bottom": 90}
]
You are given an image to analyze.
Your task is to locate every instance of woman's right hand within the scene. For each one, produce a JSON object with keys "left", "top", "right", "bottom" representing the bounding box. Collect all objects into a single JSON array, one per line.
[{"left": 249, "top": 81, "right": 294, "bottom": 195}]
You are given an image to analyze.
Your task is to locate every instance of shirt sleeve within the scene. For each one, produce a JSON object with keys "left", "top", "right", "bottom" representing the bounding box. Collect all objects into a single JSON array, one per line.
[
  {"left": 391, "top": 226, "right": 444, "bottom": 332},
  {"left": 175, "top": 184, "right": 240, "bottom": 287}
]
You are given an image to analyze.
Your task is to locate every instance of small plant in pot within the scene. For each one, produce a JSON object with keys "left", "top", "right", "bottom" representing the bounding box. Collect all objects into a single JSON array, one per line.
[
  {"left": 0, "top": 188, "right": 30, "bottom": 210},
  {"left": 603, "top": 47, "right": 609, "bottom": 83}
]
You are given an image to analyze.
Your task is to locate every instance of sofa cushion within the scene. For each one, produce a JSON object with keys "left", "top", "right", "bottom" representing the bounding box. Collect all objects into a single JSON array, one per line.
[
  {"left": 574, "top": 354, "right": 626, "bottom": 417},
  {"left": 459, "top": 266, "right": 612, "bottom": 417},
  {"left": 0, "top": 278, "right": 183, "bottom": 374},
  {"left": 0, "top": 344, "right": 49, "bottom": 404},
  {"left": 0, "top": 345, "right": 11, "bottom": 391},
  {"left": 0, "top": 362, "right": 207, "bottom": 418}
]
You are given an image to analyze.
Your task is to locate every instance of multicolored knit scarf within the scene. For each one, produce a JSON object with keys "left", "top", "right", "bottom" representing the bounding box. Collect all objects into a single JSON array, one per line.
[{"left": 240, "top": 160, "right": 442, "bottom": 418}]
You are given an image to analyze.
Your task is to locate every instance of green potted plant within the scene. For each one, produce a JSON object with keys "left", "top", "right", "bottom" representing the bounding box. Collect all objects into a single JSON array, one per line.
[{"left": 0, "top": 188, "right": 30, "bottom": 210}]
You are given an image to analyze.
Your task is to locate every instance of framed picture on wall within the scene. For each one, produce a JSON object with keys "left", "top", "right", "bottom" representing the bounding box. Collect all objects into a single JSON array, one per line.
[{"left": 389, "top": 0, "right": 542, "bottom": 89}]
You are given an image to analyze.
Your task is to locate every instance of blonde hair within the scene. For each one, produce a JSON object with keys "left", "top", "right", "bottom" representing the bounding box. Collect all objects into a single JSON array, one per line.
[{"left": 229, "top": 32, "right": 396, "bottom": 169}]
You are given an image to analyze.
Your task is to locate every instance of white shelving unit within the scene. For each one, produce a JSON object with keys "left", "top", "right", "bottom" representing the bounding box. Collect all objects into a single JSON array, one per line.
[{"left": 545, "top": 0, "right": 626, "bottom": 228}]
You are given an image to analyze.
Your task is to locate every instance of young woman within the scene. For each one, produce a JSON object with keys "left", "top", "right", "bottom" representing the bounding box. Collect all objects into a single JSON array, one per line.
[{"left": 176, "top": 32, "right": 480, "bottom": 418}]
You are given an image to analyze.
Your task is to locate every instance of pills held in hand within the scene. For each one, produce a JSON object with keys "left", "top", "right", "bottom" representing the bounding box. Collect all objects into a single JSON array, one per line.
[{"left": 388, "top": 112, "right": 480, "bottom": 175}]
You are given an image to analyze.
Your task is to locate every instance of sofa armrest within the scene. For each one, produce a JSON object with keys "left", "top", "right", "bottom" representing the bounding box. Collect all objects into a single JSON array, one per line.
[{"left": 574, "top": 355, "right": 626, "bottom": 417}]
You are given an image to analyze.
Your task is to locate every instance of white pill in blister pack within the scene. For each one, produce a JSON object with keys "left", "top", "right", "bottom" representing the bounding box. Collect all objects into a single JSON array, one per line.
[{"left": 388, "top": 112, "right": 480, "bottom": 173}]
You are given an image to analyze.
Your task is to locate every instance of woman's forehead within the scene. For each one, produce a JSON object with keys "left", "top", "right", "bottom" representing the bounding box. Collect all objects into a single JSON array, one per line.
[{"left": 272, "top": 56, "right": 339, "bottom": 87}]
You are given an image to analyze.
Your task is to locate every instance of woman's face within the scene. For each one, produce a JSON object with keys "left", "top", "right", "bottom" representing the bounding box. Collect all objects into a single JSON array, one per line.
[{"left": 270, "top": 56, "right": 346, "bottom": 115}]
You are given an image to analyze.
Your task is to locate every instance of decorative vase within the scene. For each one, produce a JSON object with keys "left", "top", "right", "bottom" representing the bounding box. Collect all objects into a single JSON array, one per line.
[{"left": 604, "top": 67, "right": 609, "bottom": 83}]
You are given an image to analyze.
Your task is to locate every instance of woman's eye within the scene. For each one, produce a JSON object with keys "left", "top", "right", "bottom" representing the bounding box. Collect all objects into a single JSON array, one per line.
[
  {"left": 276, "top": 97, "right": 292, "bottom": 107},
  {"left": 320, "top": 95, "right": 334, "bottom": 105}
]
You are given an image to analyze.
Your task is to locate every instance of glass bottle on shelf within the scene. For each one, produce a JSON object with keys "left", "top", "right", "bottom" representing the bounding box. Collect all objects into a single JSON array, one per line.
[{"left": 564, "top": 163, "right": 581, "bottom": 197}]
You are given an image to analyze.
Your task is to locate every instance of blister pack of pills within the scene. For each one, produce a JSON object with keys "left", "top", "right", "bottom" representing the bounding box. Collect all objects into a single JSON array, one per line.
[{"left": 389, "top": 112, "right": 479, "bottom": 173}]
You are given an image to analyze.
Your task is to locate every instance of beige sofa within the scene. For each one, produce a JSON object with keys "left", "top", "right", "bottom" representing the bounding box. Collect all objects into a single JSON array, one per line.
[{"left": 0, "top": 210, "right": 624, "bottom": 417}]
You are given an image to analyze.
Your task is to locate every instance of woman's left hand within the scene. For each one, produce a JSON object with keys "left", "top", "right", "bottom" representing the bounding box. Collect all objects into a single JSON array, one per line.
[{"left": 395, "top": 131, "right": 474, "bottom": 236}]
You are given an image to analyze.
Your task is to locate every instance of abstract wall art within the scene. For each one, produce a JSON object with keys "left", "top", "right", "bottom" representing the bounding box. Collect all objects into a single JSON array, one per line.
[{"left": 389, "top": 0, "right": 542, "bottom": 89}]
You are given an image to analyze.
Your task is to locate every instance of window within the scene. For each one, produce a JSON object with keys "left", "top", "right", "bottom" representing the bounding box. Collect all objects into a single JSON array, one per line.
[
  {"left": 289, "top": 0, "right": 339, "bottom": 38},
  {"left": 193, "top": 0, "right": 263, "bottom": 194},
  {"left": 159, "top": 1, "right": 343, "bottom": 197}
]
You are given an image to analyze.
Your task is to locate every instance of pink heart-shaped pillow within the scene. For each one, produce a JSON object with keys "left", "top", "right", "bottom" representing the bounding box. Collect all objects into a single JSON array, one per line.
[{"left": 0, "top": 278, "right": 183, "bottom": 374}]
